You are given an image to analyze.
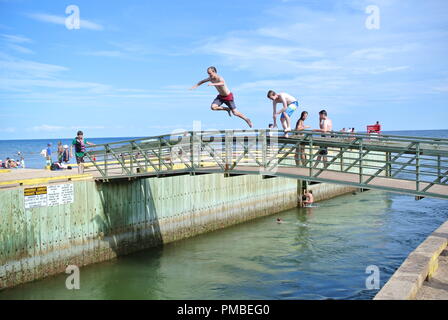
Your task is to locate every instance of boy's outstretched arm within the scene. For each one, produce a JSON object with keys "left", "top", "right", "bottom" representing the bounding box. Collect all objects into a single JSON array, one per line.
[{"left": 190, "top": 78, "right": 210, "bottom": 90}]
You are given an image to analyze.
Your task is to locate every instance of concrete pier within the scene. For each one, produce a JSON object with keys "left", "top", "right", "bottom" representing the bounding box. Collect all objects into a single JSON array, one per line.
[
  {"left": 375, "top": 220, "right": 448, "bottom": 300},
  {"left": 0, "top": 169, "right": 358, "bottom": 290}
]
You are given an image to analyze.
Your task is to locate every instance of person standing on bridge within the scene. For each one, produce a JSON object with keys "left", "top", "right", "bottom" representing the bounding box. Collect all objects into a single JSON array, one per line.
[
  {"left": 267, "top": 90, "right": 299, "bottom": 138},
  {"left": 313, "top": 110, "right": 333, "bottom": 168},
  {"left": 71, "top": 131, "right": 95, "bottom": 174},
  {"left": 294, "top": 111, "right": 310, "bottom": 166},
  {"left": 190, "top": 66, "right": 253, "bottom": 128}
]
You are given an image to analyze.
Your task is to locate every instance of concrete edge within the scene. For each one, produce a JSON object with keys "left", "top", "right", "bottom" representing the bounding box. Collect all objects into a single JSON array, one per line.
[{"left": 374, "top": 220, "right": 448, "bottom": 300}]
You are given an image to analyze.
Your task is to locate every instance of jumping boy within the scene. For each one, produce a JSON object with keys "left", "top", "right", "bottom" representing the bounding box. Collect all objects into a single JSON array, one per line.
[
  {"left": 267, "top": 90, "right": 299, "bottom": 137},
  {"left": 190, "top": 66, "right": 253, "bottom": 128}
]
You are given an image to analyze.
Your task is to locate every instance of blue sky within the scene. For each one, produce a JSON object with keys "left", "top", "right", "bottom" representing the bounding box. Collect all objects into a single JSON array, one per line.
[{"left": 0, "top": 0, "right": 447, "bottom": 139}]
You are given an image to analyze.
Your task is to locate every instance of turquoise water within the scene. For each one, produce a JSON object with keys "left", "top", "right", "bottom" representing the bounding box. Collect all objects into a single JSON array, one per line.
[{"left": 1, "top": 189, "right": 447, "bottom": 300}]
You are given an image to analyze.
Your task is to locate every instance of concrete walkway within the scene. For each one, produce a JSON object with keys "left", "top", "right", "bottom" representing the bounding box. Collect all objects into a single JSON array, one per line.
[
  {"left": 416, "top": 249, "right": 448, "bottom": 300},
  {"left": 0, "top": 168, "right": 92, "bottom": 188},
  {"left": 375, "top": 220, "right": 448, "bottom": 300}
]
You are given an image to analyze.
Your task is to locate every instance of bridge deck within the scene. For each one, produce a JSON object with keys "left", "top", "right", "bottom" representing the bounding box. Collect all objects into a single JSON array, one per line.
[{"left": 196, "top": 165, "right": 448, "bottom": 199}]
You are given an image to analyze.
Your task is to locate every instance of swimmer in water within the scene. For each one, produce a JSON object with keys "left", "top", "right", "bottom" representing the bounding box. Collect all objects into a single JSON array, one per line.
[
  {"left": 303, "top": 190, "right": 314, "bottom": 206},
  {"left": 276, "top": 218, "right": 284, "bottom": 224}
]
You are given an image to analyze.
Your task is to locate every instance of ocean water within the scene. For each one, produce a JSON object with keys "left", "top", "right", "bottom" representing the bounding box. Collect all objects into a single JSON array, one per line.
[
  {"left": 0, "top": 129, "right": 447, "bottom": 300},
  {"left": 0, "top": 137, "right": 142, "bottom": 169}
]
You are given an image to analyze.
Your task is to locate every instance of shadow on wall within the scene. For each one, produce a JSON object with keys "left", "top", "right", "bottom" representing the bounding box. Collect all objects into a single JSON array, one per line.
[{"left": 92, "top": 178, "right": 163, "bottom": 257}]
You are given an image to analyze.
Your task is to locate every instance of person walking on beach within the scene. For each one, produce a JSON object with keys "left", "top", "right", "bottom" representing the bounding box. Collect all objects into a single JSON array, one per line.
[
  {"left": 294, "top": 111, "right": 310, "bottom": 166},
  {"left": 190, "top": 66, "right": 253, "bottom": 128},
  {"left": 313, "top": 110, "right": 333, "bottom": 168},
  {"left": 267, "top": 90, "right": 299, "bottom": 137},
  {"left": 71, "top": 131, "right": 95, "bottom": 174}
]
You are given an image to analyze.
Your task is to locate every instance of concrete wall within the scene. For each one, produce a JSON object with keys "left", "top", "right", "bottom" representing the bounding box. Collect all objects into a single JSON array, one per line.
[
  {"left": 0, "top": 173, "right": 355, "bottom": 290},
  {"left": 374, "top": 220, "right": 448, "bottom": 300}
]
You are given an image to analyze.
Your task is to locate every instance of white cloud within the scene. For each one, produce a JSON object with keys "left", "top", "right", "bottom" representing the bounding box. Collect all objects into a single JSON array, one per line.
[
  {"left": 1, "top": 34, "right": 32, "bottom": 43},
  {"left": 0, "top": 52, "right": 68, "bottom": 79},
  {"left": 30, "top": 124, "right": 64, "bottom": 132},
  {"left": 27, "top": 13, "right": 104, "bottom": 31},
  {"left": 350, "top": 47, "right": 414, "bottom": 60},
  {"left": 29, "top": 125, "right": 106, "bottom": 132},
  {"left": 1, "top": 34, "right": 34, "bottom": 54},
  {"left": 6, "top": 44, "right": 34, "bottom": 54},
  {"left": 82, "top": 50, "right": 123, "bottom": 57}
]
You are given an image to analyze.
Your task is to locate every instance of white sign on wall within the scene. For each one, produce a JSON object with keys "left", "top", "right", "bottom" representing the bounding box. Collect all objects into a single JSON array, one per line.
[
  {"left": 24, "top": 184, "right": 74, "bottom": 209},
  {"left": 48, "top": 184, "right": 74, "bottom": 206}
]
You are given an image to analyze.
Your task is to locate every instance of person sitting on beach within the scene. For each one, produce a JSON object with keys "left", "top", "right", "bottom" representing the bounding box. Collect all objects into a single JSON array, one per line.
[
  {"left": 267, "top": 90, "right": 299, "bottom": 138},
  {"left": 303, "top": 190, "right": 314, "bottom": 206},
  {"left": 7, "top": 158, "right": 17, "bottom": 168}
]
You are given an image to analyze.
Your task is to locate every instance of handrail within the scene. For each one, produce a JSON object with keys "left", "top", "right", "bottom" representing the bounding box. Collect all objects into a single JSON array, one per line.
[
  {"left": 86, "top": 129, "right": 448, "bottom": 149},
  {"left": 84, "top": 129, "right": 448, "bottom": 200}
]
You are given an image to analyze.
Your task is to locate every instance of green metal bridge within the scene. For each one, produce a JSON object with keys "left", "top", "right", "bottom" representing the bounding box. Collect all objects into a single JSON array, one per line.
[{"left": 84, "top": 130, "right": 448, "bottom": 200}]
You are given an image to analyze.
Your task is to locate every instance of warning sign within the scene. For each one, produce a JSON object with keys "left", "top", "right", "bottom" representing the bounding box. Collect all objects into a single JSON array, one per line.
[
  {"left": 24, "top": 186, "right": 48, "bottom": 209},
  {"left": 24, "top": 184, "right": 74, "bottom": 209},
  {"left": 48, "top": 184, "right": 74, "bottom": 206}
]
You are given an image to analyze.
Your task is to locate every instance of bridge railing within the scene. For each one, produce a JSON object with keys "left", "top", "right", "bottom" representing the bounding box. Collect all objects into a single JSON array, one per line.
[{"left": 83, "top": 130, "right": 448, "bottom": 199}]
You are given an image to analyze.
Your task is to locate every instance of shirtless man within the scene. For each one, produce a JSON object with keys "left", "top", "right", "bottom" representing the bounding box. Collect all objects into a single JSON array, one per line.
[
  {"left": 303, "top": 190, "right": 314, "bottom": 206},
  {"left": 190, "top": 66, "right": 252, "bottom": 128},
  {"left": 267, "top": 90, "right": 299, "bottom": 137},
  {"left": 313, "top": 110, "right": 333, "bottom": 168}
]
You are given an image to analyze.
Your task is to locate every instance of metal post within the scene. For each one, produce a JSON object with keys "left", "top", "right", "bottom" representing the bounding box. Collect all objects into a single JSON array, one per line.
[
  {"left": 416, "top": 142, "right": 420, "bottom": 191},
  {"left": 104, "top": 147, "right": 107, "bottom": 177},
  {"left": 225, "top": 131, "right": 232, "bottom": 171},
  {"left": 340, "top": 147, "right": 343, "bottom": 171},
  {"left": 309, "top": 135, "right": 313, "bottom": 176},
  {"left": 190, "top": 131, "right": 195, "bottom": 171},
  {"left": 130, "top": 144, "right": 133, "bottom": 174},
  {"left": 359, "top": 139, "right": 363, "bottom": 184},
  {"left": 386, "top": 152, "right": 391, "bottom": 177},
  {"left": 158, "top": 138, "right": 162, "bottom": 172},
  {"left": 261, "top": 130, "right": 267, "bottom": 169}
]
